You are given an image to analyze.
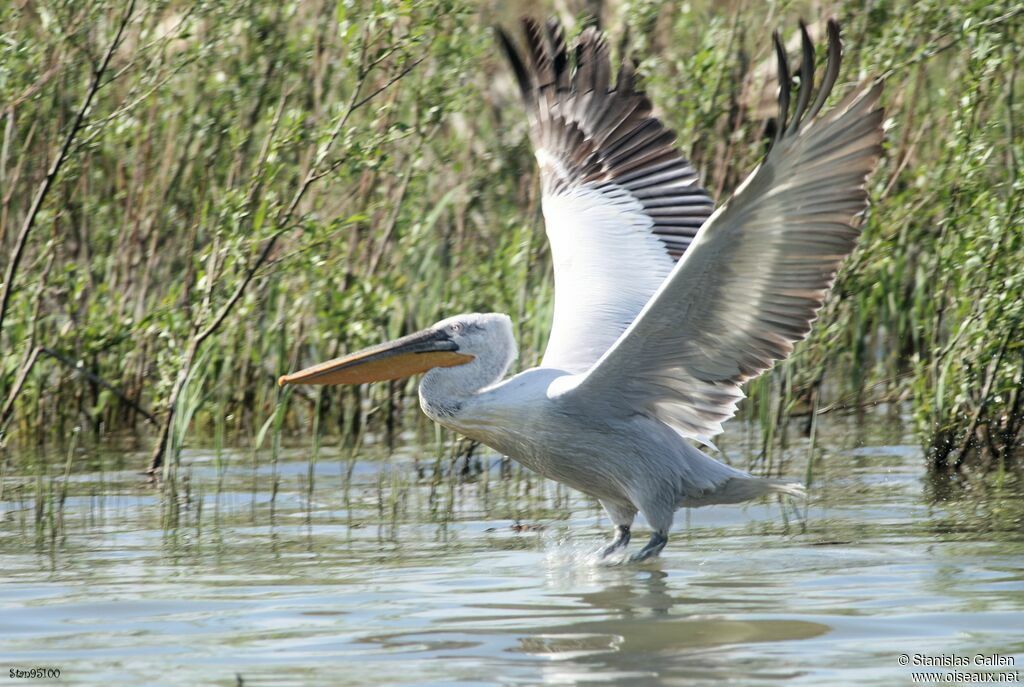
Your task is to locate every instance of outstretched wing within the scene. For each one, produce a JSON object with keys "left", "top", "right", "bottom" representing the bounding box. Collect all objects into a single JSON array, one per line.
[
  {"left": 498, "top": 19, "right": 715, "bottom": 373},
  {"left": 559, "top": 20, "right": 885, "bottom": 443}
]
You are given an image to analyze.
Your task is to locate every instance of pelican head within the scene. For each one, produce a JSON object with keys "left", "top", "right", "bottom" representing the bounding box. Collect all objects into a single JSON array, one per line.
[{"left": 278, "top": 313, "right": 516, "bottom": 394}]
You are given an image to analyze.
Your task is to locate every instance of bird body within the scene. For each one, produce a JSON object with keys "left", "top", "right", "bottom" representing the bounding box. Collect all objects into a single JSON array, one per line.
[
  {"left": 414, "top": 313, "right": 800, "bottom": 546},
  {"left": 280, "top": 18, "right": 884, "bottom": 560}
]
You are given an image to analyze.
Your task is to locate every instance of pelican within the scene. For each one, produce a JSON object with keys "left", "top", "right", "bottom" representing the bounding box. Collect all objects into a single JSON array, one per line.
[{"left": 280, "top": 18, "right": 884, "bottom": 560}]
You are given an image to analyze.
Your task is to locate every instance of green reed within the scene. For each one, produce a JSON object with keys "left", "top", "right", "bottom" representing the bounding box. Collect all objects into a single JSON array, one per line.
[{"left": 0, "top": 0, "right": 1020, "bottom": 476}]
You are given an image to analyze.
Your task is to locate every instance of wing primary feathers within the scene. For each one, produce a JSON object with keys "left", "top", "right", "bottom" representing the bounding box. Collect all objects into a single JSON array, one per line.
[
  {"left": 773, "top": 30, "right": 791, "bottom": 143},
  {"left": 592, "top": 31, "right": 611, "bottom": 94},
  {"left": 616, "top": 60, "right": 637, "bottom": 94},
  {"left": 497, "top": 15, "right": 714, "bottom": 261},
  {"left": 522, "top": 17, "right": 550, "bottom": 85},
  {"left": 806, "top": 19, "right": 842, "bottom": 122},
  {"left": 562, "top": 18, "right": 884, "bottom": 441},
  {"left": 574, "top": 29, "right": 594, "bottom": 92},
  {"left": 496, "top": 27, "right": 533, "bottom": 106},
  {"left": 545, "top": 19, "right": 570, "bottom": 92},
  {"left": 788, "top": 19, "right": 816, "bottom": 135},
  {"left": 496, "top": 16, "right": 717, "bottom": 372}
]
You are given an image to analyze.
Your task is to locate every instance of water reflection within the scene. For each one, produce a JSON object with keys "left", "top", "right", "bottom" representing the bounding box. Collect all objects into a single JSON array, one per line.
[
  {"left": 507, "top": 567, "right": 830, "bottom": 684},
  {"left": 2, "top": 413, "right": 1024, "bottom": 685}
]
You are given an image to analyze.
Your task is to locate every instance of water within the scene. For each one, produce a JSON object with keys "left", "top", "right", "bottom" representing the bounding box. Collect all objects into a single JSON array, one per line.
[{"left": 2, "top": 412, "right": 1023, "bottom": 686}]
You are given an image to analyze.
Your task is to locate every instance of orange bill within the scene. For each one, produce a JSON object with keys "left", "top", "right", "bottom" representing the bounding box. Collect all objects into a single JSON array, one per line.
[{"left": 278, "top": 327, "right": 474, "bottom": 386}]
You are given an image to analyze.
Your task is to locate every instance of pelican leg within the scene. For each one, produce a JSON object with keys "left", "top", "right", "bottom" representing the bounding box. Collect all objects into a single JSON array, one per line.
[
  {"left": 598, "top": 500, "right": 636, "bottom": 558},
  {"left": 629, "top": 531, "right": 668, "bottom": 562},
  {"left": 598, "top": 525, "right": 631, "bottom": 557}
]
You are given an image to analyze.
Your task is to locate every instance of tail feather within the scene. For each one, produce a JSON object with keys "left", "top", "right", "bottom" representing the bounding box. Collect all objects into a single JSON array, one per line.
[
  {"left": 766, "top": 479, "right": 807, "bottom": 499},
  {"left": 682, "top": 475, "right": 806, "bottom": 507}
]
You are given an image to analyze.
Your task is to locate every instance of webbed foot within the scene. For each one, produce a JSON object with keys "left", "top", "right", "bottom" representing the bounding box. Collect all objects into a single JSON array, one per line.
[
  {"left": 598, "top": 525, "right": 631, "bottom": 558},
  {"left": 629, "top": 531, "right": 668, "bottom": 562}
]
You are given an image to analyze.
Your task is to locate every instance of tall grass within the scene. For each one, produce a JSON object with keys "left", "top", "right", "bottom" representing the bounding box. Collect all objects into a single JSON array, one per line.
[{"left": 0, "top": 0, "right": 1020, "bottom": 473}]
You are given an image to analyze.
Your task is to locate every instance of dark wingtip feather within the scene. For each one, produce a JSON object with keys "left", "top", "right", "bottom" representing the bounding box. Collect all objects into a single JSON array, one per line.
[
  {"left": 773, "top": 30, "right": 790, "bottom": 142},
  {"left": 499, "top": 15, "right": 715, "bottom": 264},
  {"left": 521, "top": 17, "right": 552, "bottom": 87},
  {"left": 788, "top": 19, "right": 816, "bottom": 134},
  {"left": 545, "top": 18, "right": 570, "bottom": 91},
  {"left": 574, "top": 26, "right": 597, "bottom": 92},
  {"left": 827, "top": 18, "right": 841, "bottom": 42},
  {"left": 496, "top": 25, "right": 533, "bottom": 105},
  {"left": 806, "top": 19, "right": 842, "bottom": 121},
  {"left": 616, "top": 58, "right": 638, "bottom": 93}
]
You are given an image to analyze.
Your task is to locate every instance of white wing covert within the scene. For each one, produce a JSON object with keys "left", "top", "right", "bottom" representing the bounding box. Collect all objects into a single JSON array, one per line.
[
  {"left": 498, "top": 19, "right": 715, "bottom": 373},
  {"left": 561, "top": 20, "right": 885, "bottom": 443}
]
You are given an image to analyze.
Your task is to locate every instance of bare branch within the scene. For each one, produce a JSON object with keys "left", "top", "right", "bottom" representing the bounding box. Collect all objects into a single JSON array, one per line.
[{"left": 39, "top": 347, "right": 159, "bottom": 426}]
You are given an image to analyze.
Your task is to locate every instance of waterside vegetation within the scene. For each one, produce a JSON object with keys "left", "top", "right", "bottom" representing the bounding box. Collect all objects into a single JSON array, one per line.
[{"left": 0, "top": 0, "right": 1021, "bottom": 477}]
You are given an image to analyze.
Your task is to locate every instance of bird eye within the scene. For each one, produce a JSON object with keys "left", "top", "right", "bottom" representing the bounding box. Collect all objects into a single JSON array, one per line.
[{"left": 450, "top": 322, "right": 463, "bottom": 334}]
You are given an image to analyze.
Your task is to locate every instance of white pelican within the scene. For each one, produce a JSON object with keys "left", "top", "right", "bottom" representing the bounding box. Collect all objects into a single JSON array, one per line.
[{"left": 281, "top": 18, "right": 884, "bottom": 560}]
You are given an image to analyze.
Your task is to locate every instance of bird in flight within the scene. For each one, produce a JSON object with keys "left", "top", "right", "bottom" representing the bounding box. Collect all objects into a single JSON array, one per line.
[{"left": 280, "top": 18, "right": 884, "bottom": 561}]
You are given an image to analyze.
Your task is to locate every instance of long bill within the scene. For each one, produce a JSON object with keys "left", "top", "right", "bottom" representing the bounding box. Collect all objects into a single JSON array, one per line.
[{"left": 278, "top": 327, "right": 474, "bottom": 386}]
